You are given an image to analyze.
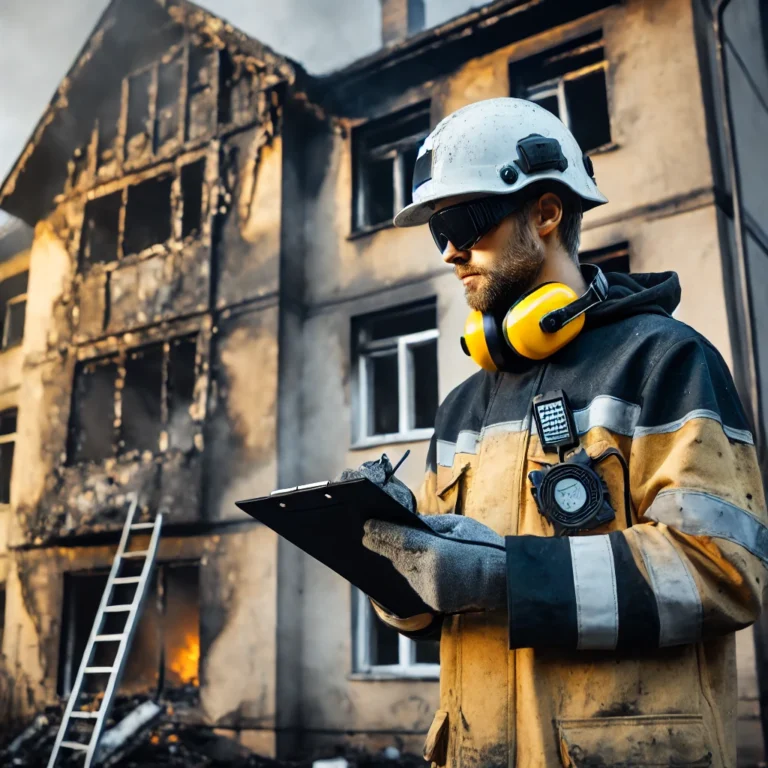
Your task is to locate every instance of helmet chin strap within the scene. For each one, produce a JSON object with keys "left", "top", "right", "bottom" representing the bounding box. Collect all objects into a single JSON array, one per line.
[{"left": 539, "top": 264, "right": 609, "bottom": 334}]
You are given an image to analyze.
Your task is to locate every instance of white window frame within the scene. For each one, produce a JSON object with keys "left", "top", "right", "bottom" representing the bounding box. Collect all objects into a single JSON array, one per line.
[
  {"left": 354, "top": 327, "right": 438, "bottom": 448},
  {"left": 1, "top": 293, "right": 26, "bottom": 350},
  {"left": 352, "top": 589, "right": 439, "bottom": 679},
  {"left": 0, "top": 419, "right": 16, "bottom": 508},
  {"left": 526, "top": 59, "right": 608, "bottom": 139}
]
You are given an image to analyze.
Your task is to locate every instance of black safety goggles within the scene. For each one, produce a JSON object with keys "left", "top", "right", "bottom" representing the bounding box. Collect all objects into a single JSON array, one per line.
[{"left": 428, "top": 194, "right": 521, "bottom": 253}]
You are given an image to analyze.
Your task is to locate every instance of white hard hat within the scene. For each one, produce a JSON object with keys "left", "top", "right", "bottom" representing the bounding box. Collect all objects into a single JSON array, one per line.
[{"left": 394, "top": 97, "right": 608, "bottom": 228}]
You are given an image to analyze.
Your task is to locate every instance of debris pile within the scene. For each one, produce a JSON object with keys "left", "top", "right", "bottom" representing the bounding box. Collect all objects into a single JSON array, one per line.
[{"left": 0, "top": 696, "right": 425, "bottom": 768}]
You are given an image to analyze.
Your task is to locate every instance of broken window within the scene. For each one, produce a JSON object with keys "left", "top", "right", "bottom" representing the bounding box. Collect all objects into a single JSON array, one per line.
[
  {"left": 79, "top": 192, "right": 122, "bottom": 267},
  {"left": 0, "top": 271, "right": 28, "bottom": 349},
  {"left": 58, "top": 562, "right": 200, "bottom": 698},
  {"left": 352, "top": 101, "right": 430, "bottom": 231},
  {"left": 217, "top": 48, "right": 235, "bottom": 125},
  {"left": 0, "top": 408, "right": 17, "bottom": 505},
  {"left": 352, "top": 299, "right": 438, "bottom": 444},
  {"left": 67, "top": 336, "right": 198, "bottom": 464},
  {"left": 187, "top": 45, "right": 217, "bottom": 141},
  {"left": 581, "top": 241, "right": 630, "bottom": 274},
  {"left": 97, "top": 92, "right": 123, "bottom": 170},
  {"left": 510, "top": 30, "right": 612, "bottom": 153},
  {"left": 352, "top": 588, "right": 439, "bottom": 676},
  {"left": 67, "top": 356, "right": 118, "bottom": 464},
  {"left": 120, "top": 344, "right": 164, "bottom": 454},
  {"left": 126, "top": 68, "right": 153, "bottom": 145},
  {"left": 123, "top": 174, "right": 173, "bottom": 256},
  {"left": 155, "top": 52, "right": 184, "bottom": 150},
  {"left": 180, "top": 159, "right": 206, "bottom": 239}
]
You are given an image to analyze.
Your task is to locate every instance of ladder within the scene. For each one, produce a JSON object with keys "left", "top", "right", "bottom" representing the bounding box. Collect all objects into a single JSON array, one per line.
[{"left": 47, "top": 494, "right": 163, "bottom": 768}]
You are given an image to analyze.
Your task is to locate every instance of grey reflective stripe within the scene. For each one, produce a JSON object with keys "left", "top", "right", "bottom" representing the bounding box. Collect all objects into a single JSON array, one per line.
[
  {"left": 436, "top": 440, "right": 457, "bottom": 467},
  {"left": 631, "top": 526, "right": 702, "bottom": 647},
  {"left": 633, "top": 408, "right": 754, "bottom": 445},
  {"left": 569, "top": 536, "right": 619, "bottom": 650},
  {"left": 574, "top": 396, "right": 640, "bottom": 437},
  {"left": 456, "top": 430, "right": 480, "bottom": 455},
  {"left": 481, "top": 419, "right": 528, "bottom": 440},
  {"left": 645, "top": 489, "right": 768, "bottom": 565}
]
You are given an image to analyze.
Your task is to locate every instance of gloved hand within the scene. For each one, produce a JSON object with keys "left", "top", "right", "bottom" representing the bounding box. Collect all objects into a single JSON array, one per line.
[
  {"left": 335, "top": 454, "right": 416, "bottom": 513},
  {"left": 362, "top": 514, "right": 507, "bottom": 614}
]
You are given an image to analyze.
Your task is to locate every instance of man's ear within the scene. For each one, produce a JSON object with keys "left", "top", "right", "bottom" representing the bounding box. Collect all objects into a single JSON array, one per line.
[{"left": 534, "top": 193, "right": 563, "bottom": 238}]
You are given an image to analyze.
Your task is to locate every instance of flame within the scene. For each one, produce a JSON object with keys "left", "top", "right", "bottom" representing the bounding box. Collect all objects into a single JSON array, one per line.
[{"left": 168, "top": 632, "right": 200, "bottom": 685}]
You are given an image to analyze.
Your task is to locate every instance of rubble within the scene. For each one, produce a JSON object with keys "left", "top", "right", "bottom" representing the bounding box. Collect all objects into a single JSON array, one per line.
[{"left": 0, "top": 694, "right": 426, "bottom": 768}]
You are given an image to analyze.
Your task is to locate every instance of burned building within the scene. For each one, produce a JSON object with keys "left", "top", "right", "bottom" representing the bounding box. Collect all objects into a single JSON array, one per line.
[{"left": 0, "top": 0, "right": 767, "bottom": 764}]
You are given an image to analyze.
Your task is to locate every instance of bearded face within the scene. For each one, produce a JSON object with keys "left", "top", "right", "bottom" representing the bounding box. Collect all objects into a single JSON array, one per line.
[{"left": 460, "top": 214, "right": 545, "bottom": 316}]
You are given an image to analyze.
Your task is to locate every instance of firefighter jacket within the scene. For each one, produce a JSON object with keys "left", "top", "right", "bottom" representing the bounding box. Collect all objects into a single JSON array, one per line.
[{"left": 374, "top": 271, "right": 768, "bottom": 768}]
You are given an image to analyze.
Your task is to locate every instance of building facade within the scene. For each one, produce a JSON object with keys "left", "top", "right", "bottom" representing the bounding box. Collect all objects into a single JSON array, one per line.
[{"left": 0, "top": 0, "right": 766, "bottom": 764}]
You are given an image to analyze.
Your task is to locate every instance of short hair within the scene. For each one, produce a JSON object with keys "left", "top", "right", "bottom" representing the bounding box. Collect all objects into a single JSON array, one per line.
[{"left": 512, "top": 183, "right": 583, "bottom": 261}]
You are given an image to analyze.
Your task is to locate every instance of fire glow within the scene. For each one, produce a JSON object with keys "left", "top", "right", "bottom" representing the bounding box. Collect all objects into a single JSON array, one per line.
[{"left": 168, "top": 632, "right": 200, "bottom": 686}]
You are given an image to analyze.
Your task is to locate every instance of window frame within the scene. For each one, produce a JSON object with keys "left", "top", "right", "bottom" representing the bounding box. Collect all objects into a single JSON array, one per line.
[
  {"left": 354, "top": 326, "right": 438, "bottom": 448},
  {"left": 351, "top": 102, "right": 431, "bottom": 235},
  {"left": 0, "top": 409, "right": 17, "bottom": 507},
  {"left": 1, "top": 293, "right": 27, "bottom": 350},
  {"left": 351, "top": 588, "right": 439, "bottom": 680},
  {"left": 66, "top": 334, "right": 201, "bottom": 465},
  {"left": 513, "top": 32, "right": 614, "bottom": 156}
]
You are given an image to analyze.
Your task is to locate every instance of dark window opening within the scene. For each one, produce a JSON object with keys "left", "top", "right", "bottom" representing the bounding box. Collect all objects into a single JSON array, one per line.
[
  {"left": 168, "top": 336, "right": 197, "bottom": 451},
  {"left": 97, "top": 94, "right": 122, "bottom": 168},
  {"left": 67, "top": 357, "right": 118, "bottom": 464},
  {"left": 0, "top": 271, "right": 29, "bottom": 350},
  {"left": 353, "top": 299, "right": 438, "bottom": 439},
  {"left": 120, "top": 344, "right": 164, "bottom": 455},
  {"left": 0, "top": 586, "right": 5, "bottom": 650},
  {"left": 353, "top": 101, "right": 430, "bottom": 230},
  {"left": 580, "top": 241, "right": 630, "bottom": 274},
  {"left": 181, "top": 160, "right": 205, "bottom": 239},
  {"left": 126, "top": 69, "right": 153, "bottom": 141},
  {"left": 80, "top": 192, "right": 121, "bottom": 267},
  {"left": 415, "top": 639, "right": 440, "bottom": 664},
  {"left": 155, "top": 55, "right": 184, "bottom": 150},
  {"left": 123, "top": 175, "right": 173, "bottom": 256},
  {"left": 57, "top": 562, "right": 200, "bottom": 698},
  {"left": 187, "top": 46, "right": 217, "bottom": 141},
  {"left": 67, "top": 336, "right": 199, "bottom": 464},
  {"left": 217, "top": 49, "right": 235, "bottom": 125},
  {"left": 0, "top": 408, "right": 17, "bottom": 505},
  {"left": 373, "top": 619, "right": 399, "bottom": 666},
  {"left": 510, "top": 30, "right": 611, "bottom": 153}
]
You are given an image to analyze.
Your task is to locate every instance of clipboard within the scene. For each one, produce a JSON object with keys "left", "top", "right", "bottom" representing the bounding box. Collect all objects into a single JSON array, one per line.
[{"left": 236, "top": 478, "right": 433, "bottom": 618}]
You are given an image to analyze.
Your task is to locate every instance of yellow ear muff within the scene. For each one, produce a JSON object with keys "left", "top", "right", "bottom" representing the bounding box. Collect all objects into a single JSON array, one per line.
[
  {"left": 503, "top": 283, "right": 585, "bottom": 360},
  {"left": 461, "top": 310, "right": 499, "bottom": 372}
]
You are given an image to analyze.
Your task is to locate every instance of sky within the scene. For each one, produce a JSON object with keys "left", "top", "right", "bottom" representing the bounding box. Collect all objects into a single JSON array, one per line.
[{"left": 0, "top": 0, "right": 485, "bottom": 220}]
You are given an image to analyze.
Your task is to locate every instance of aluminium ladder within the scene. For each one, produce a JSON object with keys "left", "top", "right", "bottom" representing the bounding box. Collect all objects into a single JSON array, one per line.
[{"left": 47, "top": 494, "right": 163, "bottom": 768}]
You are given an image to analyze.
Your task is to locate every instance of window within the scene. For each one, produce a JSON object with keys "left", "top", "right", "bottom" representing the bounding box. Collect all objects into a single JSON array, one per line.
[
  {"left": 155, "top": 52, "right": 184, "bottom": 150},
  {"left": 67, "top": 335, "right": 198, "bottom": 464},
  {"left": 80, "top": 192, "right": 121, "bottom": 266},
  {"left": 123, "top": 174, "right": 173, "bottom": 256},
  {"left": 352, "top": 589, "right": 439, "bottom": 677},
  {"left": 580, "top": 241, "right": 630, "bottom": 273},
  {"left": 0, "top": 271, "right": 28, "bottom": 350},
  {"left": 181, "top": 159, "right": 206, "bottom": 238},
  {"left": 353, "top": 299, "right": 438, "bottom": 445},
  {"left": 353, "top": 102, "right": 430, "bottom": 231},
  {"left": 0, "top": 409, "right": 16, "bottom": 505},
  {"left": 58, "top": 562, "right": 200, "bottom": 697},
  {"left": 510, "top": 31, "right": 611, "bottom": 153}
]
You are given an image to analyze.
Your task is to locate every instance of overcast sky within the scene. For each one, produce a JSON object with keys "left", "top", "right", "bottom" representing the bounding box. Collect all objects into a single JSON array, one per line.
[{"left": 0, "top": 0, "right": 484, "bottom": 219}]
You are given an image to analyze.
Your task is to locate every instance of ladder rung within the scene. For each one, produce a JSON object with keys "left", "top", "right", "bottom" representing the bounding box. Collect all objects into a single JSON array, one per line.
[
  {"left": 61, "top": 740, "right": 89, "bottom": 751},
  {"left": 130, "top": 522, "right": 155, "bottom": 530},
  {"left": 84, "top": 666, "right": 114, "bottom": 674},
  {"left": 113, "top": 576, "right": 141, "bottom": 585},
  {"left": 70, "top": 711, "right": 99, "bottom": 719},
  {"left": 104, "top": 605, "right": 132, "bottom": 613},
  {"left": 121, "top": 550, "right": 149, "bottom": 559},
  {"left": 94, "top": 633, "right": 125, "bottom": 642}
]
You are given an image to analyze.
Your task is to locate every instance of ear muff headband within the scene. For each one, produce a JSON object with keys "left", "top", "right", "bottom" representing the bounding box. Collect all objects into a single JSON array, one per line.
[{"left": 503, "top": 283, "right": 584, "bottom": 360}]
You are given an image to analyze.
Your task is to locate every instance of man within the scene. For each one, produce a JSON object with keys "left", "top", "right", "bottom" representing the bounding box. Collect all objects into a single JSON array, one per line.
[{"left": 357, "top": 98, "right": 768, "bottom": 767}]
